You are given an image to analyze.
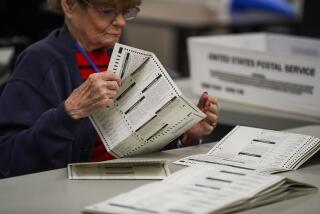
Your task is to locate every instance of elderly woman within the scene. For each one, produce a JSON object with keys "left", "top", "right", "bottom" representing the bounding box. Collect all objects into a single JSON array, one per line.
[{"left": 0, "top": 0, "right": 219, "bottom": 178}]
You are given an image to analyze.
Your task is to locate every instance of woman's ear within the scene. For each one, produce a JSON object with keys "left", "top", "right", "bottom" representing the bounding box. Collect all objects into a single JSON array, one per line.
[{"left": 61, "top": 0, "right": 77, "bottom": 18}]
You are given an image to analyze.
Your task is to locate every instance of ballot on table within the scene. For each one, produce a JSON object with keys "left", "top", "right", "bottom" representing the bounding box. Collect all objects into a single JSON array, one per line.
[
  {"left": 68, "top": 159, "right": 170, "bottom": 180},
  {"left": 84, "top": 165, "right": 317, "bottom": 214},
  {"left": 175, "top": 125, "right": 320, "bottom": 174}
]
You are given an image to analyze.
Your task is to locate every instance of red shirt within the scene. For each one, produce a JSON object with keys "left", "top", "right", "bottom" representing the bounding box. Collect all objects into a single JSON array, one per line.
[{"left": 75, "top": 49, "right": 116, "bottom": 162}]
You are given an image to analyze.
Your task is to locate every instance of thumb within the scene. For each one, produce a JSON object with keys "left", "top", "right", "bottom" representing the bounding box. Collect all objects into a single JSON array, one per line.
[{"left": 197, "top": 92, "right": 208, "bottom": 110}]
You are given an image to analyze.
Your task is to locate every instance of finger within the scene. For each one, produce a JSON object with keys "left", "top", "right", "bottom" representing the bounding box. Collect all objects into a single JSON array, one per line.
[
  {"left": 65, "top": 79, "right": 116, "bottom": 119},
  {"left": 204, "top": 112, "right": 218, "bottom": 126},
  {"left": 103, "top": 72, "right": 122, "bottom": 88},
  {"left": 89, "top": 72, "right": 122, "bottom": 87},
  {"left": 105, "top": 89, "right": 118, "bottom": 99},
  {"left": 93, "top": 97, "right": 114, "bottom": 109},
  {"left": 81, "top": 95, "right": 114, "bottom": 113},
  {"left": 73, "top": 79, "right": 93, "bottom": 99},
  {"left": 85, "top": 76, "right": 118, "bottom": 95},
  {"left": 200, "top": 120, "right": 215, "bottom": 134},
  {"left": 116, "top": 78, "right": 122, "bottom": 87},
  {"left": 66, "top": 97, "right": 110, "bottom": 119},
  {"left": 205, "top": 96, "right": 218, "bottom": 107},
  {"left": 90, "top": 84, "right": 119, "bottom": 103},
  {"left": 101, "top": 72, "right": 121, "bottom": 84},
  {"left": 204, "top": 96, "right": 219, "bottom": 113},
  {"left": 105, "top": 80, "right": 120, "bottom": 91},
  {"left": 207, "top": 102, "right": 219, "bottom": 115},
  {"left": 197, "top": 91, "right": 209, "bottom": 110}
]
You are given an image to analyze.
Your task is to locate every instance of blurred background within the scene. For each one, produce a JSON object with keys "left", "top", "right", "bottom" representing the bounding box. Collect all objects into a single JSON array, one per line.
[
  {"left": 1, "top": 0, "right": 319, "bottom": 78},
  {"left": 0, "top": 0, "right": 319, "bottom": 141}
]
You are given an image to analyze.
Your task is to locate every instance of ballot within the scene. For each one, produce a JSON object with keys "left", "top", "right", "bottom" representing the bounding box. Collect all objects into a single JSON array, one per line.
[
  {"left": 68, "top": 159, "right": 170, "bottom": 180},
  {"left": 175, "top": 125, "right": 320, "bottom": 174},
  {"left": 89, "top": 43, "right": 205, "bottom": 158},
  {"left": 84, "top": 165, "right": 317, "bottom": 214}
]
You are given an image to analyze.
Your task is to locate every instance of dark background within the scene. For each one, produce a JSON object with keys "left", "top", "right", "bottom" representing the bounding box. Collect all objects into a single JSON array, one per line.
[{"left": 1, "top": 0, "right": 319, "bottom": 72}]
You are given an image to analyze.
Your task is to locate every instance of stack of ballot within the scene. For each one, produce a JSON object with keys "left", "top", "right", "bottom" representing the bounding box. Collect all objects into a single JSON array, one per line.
[
  {"left": 84, "top": 165, "right": 317, "bottom": 214},
  {"left": 175, "top": 126, "right": 320, "bottom": 174}
]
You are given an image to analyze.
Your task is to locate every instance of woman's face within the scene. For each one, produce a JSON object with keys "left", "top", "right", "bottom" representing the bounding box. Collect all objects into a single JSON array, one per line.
[{"left": 66, "top": 0, "right": 134, "bottom": 50}]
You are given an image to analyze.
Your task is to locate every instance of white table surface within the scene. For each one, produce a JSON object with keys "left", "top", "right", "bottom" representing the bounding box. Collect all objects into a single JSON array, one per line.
[{"left": 0, "top": 125, "right": 319, "bottom": 214}]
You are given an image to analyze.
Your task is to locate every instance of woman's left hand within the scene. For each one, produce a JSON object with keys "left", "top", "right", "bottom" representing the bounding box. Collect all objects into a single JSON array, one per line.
[{"left": 181, "top": 92, "right": 219, "bottom": 146}]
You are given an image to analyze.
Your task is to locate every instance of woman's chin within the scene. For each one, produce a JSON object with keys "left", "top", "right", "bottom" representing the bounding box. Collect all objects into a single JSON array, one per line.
[
  {"left": 97, "top": 41, "right": 117, "bottom": 49},
  {"left": 105, "top": 38, "right": 120, "bottom": 47}
]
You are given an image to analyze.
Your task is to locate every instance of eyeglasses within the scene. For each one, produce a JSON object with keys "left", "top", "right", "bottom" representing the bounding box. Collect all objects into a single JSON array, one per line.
[{"left": 82, "top": 0, "right": 140, "bottom": 21}]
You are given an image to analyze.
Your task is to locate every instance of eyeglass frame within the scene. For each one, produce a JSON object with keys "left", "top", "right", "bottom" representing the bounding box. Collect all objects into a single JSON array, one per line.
[{"left": 81, "top": 0, "right": 140, "bottom": 21}]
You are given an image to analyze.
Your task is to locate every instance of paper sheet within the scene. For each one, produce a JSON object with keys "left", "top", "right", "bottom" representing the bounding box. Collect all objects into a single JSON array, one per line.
[
  {"left": 68, "top": 159, "right": 170, "bottom": 180},
  {"left": 174, "top": 126, "right": 320, "bottom": 174},
  {"left": 90, "top": 43, "right": 205, "bottom": 158},
  {"left": 84, "top": 165, "right": 317, "bottom": 214}
]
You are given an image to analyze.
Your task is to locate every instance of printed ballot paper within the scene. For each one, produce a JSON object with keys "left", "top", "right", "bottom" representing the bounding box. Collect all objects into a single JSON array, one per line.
[
  {"left": 84, "top": 165, "right": 317, "bottom": 214},
  {"left": 175, "top": 126, "right": 320, "bottom": 174},
  {"left": 68, "top": 159, "right": 170, "bottom": 180},
  {"left": 188, "top": 33, "right": 320, "bottom": 118},
  {"left": 89, "top": 43, "right": 205, "bottom": 158}
]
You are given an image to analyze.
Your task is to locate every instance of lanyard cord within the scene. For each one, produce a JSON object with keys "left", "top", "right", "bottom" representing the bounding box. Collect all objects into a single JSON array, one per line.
[{"left": 75, "top": 43, "right": 100, "bottom": 73}]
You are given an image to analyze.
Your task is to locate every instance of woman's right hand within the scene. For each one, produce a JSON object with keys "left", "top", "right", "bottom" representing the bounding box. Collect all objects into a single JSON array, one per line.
[{"left": 64, "top": 72, "right": 122, "bottom": 120}]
